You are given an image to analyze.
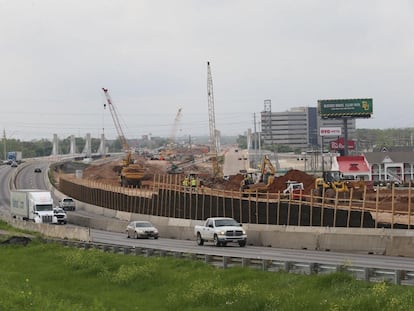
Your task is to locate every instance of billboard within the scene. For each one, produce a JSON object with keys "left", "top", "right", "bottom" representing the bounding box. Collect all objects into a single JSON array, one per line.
[
  {"left": 330, "top": 138, "right": 355, "bottom": 150},
  {"left": 320, "top": 127, "right": 342, "bottom": 137},
  {"left": 318, "top": 98, "right": 373, "bottom": 118}
]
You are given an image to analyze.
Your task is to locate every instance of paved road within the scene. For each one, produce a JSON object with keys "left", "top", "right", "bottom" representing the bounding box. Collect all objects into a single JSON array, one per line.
[{"left": 91, "top": 228, "right": 414, "bottom": 271}]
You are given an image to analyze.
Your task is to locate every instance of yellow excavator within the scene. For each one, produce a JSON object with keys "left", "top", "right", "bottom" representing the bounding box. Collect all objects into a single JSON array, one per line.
[
  {"left": 240, "top": 155, "right": 276, "bottom": 193},
  {"left": 102, "top": 88, "right": 146, "bottom": 187}
]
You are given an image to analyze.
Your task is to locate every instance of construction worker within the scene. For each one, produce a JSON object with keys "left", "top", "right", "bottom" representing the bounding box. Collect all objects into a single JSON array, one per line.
[
  {"left": 182, "top": 177, "right": 189, "bottom": 187},
  {"left": 190, "top": 176, "right": 197, "bottom": 188}
]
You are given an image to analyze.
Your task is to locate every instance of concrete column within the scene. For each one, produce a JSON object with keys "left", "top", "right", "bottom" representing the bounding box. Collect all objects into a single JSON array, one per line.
[
  {"left": 51, "top": 134, "right": 59, "bottom": 156},
  {"left": 69, "top": 135, "right": 76, "bottom": 154}
]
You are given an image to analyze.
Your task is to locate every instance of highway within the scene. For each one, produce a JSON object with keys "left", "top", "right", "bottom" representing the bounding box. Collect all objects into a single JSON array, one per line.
[
  {"left": 3, "top": 159, "right": 414, "bottom": 273},
  {"left": 91, "top": 228, "right": 414, "bottom": 271},
  {"left": 0, "top": 164, "right": 14, "bottom": 218}
]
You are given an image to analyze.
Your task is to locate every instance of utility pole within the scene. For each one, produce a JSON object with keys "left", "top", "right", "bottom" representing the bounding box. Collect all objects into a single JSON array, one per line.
[
  {"left": 3, "top": 129, "right": 6, "bottom": 161},
  {"left": 253, "top": 113, "right": 258, "bottom": 168}
]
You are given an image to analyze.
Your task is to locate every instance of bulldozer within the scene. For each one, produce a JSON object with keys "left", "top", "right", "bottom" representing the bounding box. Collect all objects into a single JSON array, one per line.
[{"left": 311, "top": 171, "right": 363, "bottom": 201}]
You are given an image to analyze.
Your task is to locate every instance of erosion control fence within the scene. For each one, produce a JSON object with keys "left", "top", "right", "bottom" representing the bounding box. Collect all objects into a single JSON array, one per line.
[{"left": 59, "top": 175, "right": 414, "bottom": 229}]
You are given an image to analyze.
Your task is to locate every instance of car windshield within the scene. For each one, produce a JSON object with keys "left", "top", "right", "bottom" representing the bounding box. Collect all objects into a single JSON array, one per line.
[
  {"left": 63, "top": 199, "right": 73, "bottom": 203},
  {"left": 35, "top": 204, "right": 53, "bottom": 212},
  {"left": 215, "top": 219, "right": 239, "bottom": 227},
  {"left": 135, "top": 222, "right": 152, "bottom": 228}
]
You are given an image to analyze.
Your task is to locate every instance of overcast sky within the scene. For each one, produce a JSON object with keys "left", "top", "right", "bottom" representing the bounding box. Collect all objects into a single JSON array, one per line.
[{"left": 1, "top": 0, "right": 413, "bottom": 141}]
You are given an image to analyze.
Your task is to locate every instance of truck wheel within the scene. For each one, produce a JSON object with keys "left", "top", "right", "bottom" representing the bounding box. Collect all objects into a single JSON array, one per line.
[
  {"left": 239, "top": 240, "right": 247, "bottom": 247},
  {"left": 196, "top": 233, "right": 204, "bottom": 246},
  {"left": 213, "top": 235, "right": 220, "bottom": 247}
]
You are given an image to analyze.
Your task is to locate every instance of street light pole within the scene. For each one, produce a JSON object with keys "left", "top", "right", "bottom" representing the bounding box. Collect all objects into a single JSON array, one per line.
[
  {"left": 321, "top": 136, "right": 324, "bottom": 173},
  {"left": 3, "top": 129, "right": 6, "bottom": 161}
]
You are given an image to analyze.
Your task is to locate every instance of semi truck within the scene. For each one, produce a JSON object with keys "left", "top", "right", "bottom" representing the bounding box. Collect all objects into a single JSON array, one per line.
[
  {"left": 10, "top": 190, "right": 59, "bottom": 224},
  {"left": 7, "top": 151, "right": 22, "bottom": 164}
]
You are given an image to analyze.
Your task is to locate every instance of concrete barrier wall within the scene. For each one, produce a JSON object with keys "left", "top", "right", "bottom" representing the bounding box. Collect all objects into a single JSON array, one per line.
[{"left": 7, "top": 218, "right": 90, "bottom": 241}]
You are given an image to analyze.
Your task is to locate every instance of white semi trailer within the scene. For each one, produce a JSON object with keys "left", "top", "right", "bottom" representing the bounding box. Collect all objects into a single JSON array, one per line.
[{"left": 10, "top": 190, "right": 58, "bottom": 224}]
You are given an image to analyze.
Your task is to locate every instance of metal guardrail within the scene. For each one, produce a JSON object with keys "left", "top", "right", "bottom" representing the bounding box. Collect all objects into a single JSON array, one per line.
[{"left": 47, "top": 238, "right": 414, "bottom": 286}]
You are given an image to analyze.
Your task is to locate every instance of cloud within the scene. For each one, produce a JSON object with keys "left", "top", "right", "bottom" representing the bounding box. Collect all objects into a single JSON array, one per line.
[{"left": 0, "top": 0, "right": 413, "bottom": 140}]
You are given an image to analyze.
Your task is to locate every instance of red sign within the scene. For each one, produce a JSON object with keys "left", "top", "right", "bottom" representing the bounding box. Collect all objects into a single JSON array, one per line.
[{"left": 330, "top": 138, "right": 355, "bottom": 150}]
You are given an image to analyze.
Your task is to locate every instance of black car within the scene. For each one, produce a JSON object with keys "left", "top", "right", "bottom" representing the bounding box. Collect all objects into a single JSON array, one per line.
[{"left": 34, "top": 168, "right": 42, "bottom": 173}]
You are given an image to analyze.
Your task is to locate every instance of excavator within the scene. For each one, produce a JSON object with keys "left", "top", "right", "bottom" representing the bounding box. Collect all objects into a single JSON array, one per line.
[
  {"left": 102, "top": 88, "right": 146, "bottom": 187},
  {"left": 240, "top": 155, "right": 276, "bottom": 193}
]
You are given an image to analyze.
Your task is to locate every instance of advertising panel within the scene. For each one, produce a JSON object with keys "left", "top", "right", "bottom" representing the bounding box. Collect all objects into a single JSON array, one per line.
[
  {"left": 330, "top": 138, "right": 355, "bottom": 150},
  {"left": 319, "top": 127, "right": 342, "bottom": 137},
  {"left": 318, "top": 98, "right": 373, "bottom": 118}
]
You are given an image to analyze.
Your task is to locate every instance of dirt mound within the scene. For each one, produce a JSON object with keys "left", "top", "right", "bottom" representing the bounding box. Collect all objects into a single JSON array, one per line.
[
  {"left": 269, "top": 169, "right": 316, "bottom": 193},
  {"left": 81, "top": 156, "right": 168, "bottom": 186},
  {"left": 204, "top": 170, "right": 316, "bottom": 193},
  {"left": 82, "top": 161, "right": 121, "bottom": 184}
]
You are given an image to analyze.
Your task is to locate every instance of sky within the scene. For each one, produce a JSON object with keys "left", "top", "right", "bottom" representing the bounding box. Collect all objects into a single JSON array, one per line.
[{"left": 1, "top": 0, "right": 414, "bottom": 141}]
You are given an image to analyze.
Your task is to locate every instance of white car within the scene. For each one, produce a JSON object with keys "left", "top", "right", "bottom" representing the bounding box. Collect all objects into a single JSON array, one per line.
[
  {"left": 126, "top": 221, "right": 159, "bottom": 239},
  {"left": 59, "top": 197, "right": 76, "bottom": 211},
  {"left": 53, "top": 207, "right": 67, "bottom": 225}
]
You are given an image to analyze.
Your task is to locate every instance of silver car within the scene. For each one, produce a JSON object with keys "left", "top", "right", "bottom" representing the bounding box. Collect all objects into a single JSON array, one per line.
[{"left": 126, "top": 221, "right": 159, "bottom": 239}]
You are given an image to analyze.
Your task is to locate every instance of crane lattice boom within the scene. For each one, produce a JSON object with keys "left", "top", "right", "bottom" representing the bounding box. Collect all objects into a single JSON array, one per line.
[
  {"left": 102, "top": 88, "right": 129, "bottom": 151},
  {"left": 207, "top": 61, "right": 220, "bottom": 177},
  {"left": 169, "top": 107, "right": 183, "bottom": 148}
]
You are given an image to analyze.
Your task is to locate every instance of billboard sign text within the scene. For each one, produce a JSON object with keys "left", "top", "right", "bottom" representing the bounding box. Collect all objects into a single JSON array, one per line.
[{"left": 320, "top": 127, "right": 342, "bottom": 137}]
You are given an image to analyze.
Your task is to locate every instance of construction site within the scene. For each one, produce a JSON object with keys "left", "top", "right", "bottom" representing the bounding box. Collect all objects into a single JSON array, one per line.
[
  {"left": 53, "top": 145, "right": 414, "bottom": 230},
  {"left": 54, "top": 69, "right": 414, "bottom": 229}
]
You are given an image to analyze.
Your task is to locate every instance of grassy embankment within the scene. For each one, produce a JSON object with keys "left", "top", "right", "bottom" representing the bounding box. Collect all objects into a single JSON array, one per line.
[{"left": 1, "top": 221, "right": 414, "bottom": 311}]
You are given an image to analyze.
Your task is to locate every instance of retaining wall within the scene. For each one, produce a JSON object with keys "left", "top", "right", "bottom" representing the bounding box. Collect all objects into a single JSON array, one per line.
[{"left": 48, "top": 168, "right": 414, "bottom": 258}]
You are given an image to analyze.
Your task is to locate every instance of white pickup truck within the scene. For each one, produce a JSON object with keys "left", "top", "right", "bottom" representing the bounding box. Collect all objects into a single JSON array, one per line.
[{"left": 194, "top": 217, "right": 247, "bottom": 247}]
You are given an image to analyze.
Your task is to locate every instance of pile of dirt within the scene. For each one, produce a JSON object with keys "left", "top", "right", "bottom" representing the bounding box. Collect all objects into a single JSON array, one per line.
[
  {"left": 81, "top": 160, "right": 122, "bottom": 185},
  {"left": 206, "top": 174, "right": 244, "bottom": 191},
  {"left": 203, "top": 170, "right": 316, "bottom": 193},
  {"left": 269, "top": 169, "right": 316, "bottom": 194}
]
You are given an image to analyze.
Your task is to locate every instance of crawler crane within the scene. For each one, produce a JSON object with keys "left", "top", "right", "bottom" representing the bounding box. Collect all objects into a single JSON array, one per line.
[{"left": 102, "top": 88, "right": 145, "bottom": 187}]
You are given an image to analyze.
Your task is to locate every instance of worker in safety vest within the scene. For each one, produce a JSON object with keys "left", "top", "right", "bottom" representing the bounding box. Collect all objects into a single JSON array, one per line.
[
  {"left": 182, "top": 177, "right": 189, "bottom": 187},
  {"left": 190, "top": 177, "right": 197, "bottom": 187}
]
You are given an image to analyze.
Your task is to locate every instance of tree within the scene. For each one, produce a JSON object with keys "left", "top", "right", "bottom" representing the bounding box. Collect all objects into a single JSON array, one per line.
[{"left": 236, "top": 135, "right": 247, "bottom": 149}]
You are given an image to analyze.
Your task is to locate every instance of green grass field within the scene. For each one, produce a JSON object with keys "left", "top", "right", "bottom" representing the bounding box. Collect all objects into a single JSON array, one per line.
[{"left": 1, "top": 222, "right": 414, "bottom": 310}]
